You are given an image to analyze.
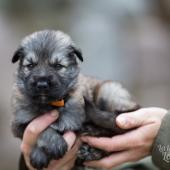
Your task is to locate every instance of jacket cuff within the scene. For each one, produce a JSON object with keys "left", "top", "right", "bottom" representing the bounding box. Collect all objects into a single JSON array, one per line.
[{"left": 152, "top": 112, "right": 170, "bottom": 170}]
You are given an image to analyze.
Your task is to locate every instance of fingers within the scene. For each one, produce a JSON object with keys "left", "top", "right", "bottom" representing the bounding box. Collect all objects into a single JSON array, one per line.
[
  {"left": 84, "top": 148, "right": 146, "bottom": 169},
  {"left": 61, "top": 138, "right": 81, "bottom": 164},
  {"left": 81, "top": 132, "right": 135, "bottom": 152},
  {"left": 81, "top": 136, "right": 120, "bottom": 152},
  {"left": 116, "top": 107, "right": 167, "bottom": 129},
  {"left": 116, "top": 109, "right": 147, "bottom": 129},
  {"left": 81, "top": 124, "right": 154, "bottom": 152},
  {"left": 21, "top": 110, "right": 58, "bottom": 156},
  {"left": 63, "top": 131, "right": 77, "bottom": 150},
  {"left": 58, "top": 137, "right": 81, "bottom": 165}
]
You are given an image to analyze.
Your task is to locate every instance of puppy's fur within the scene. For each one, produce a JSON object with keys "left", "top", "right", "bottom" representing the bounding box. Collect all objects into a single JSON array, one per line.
[{"left": 11, "top": 30, "right": 139, "bottom": 170}]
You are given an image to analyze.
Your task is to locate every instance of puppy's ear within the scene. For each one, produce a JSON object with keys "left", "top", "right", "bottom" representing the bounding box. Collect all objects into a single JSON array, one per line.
[
  {"left": 71, "top": 46, "right": 83, "bottom": 62},
  {"left": 12, "top": 47, "right": 24, "bottom": 63}
]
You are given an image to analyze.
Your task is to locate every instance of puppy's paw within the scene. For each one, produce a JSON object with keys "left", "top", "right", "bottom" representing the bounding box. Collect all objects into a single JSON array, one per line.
[
  {"left": 38, "top": 128, "right": 68, "bottom": 160},
  {"left": 42, "top": 133, "right": 68, "bottom": 160},
  {"left": 30, "top": 146, "right": 49, "bottom": 169},
  {"left": 76, "top": 144, "right": 108, "bottom": 165},
  {"left": 30, "top": 129, "right": 68, "bottom": 169}
]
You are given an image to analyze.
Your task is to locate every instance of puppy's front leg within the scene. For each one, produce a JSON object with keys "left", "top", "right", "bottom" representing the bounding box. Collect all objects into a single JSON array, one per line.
[
  {"left": 50, "top": 98, "right": 86, "bottom": 132},
  {"left": 11, "top": 110, "right": 37, "bottom": 139},
  {"left": 30, "top": 127, "right": 68, "bottom": 169}
]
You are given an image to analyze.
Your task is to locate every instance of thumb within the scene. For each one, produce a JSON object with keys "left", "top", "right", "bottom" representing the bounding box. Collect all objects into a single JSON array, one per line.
[
  {"left": 116, "top": 110, "right": 145, "bottom": 129},
  {"left": 116, "top": 107, "right": 168, "bottom": 130},
  {"left": 63, "top": 131, "right": 77, "bottom": 150}
]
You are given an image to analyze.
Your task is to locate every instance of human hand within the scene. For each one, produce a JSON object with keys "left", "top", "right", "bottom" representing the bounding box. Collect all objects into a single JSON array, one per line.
[
  {"left": 21, "top": 110, "right": 80, "bottom": 170},
  {"left": 81, "top": 107, "right": 167, "bottom": 169}
]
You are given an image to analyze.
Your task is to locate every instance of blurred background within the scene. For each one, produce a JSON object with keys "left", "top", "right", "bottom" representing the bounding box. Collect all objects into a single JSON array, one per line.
[{"left": 0, "top": 0, "right": 170, "bottom": 169}]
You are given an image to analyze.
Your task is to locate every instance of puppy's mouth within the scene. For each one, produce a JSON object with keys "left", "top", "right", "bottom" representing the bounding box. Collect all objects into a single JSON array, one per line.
[
  {"left": 30, "top": 92, "right": 65, "bottom": 104},
  {"left": 31, "top": 94, "right": 56, "bottom": 104},
  {"left": 38, "top": 94, "right": 49, "bottom": 102},
  {"left": 25, "top": 84, "right": 68, "bottom": 104}
]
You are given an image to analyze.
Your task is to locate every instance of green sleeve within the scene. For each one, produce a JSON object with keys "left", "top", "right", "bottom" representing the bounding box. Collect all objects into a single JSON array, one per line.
[{"left": 152, "top": 112, "right": 170, "bottom": 170}]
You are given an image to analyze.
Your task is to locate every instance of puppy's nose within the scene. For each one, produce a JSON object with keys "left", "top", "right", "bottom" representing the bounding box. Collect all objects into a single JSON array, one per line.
[{"left": 36, "top": 81, "right": 49, "bottom": 90}]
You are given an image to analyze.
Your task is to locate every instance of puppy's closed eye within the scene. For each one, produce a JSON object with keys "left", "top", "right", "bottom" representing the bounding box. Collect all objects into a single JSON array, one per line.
[
  {"left": 24, "top": 63, "right": 37, "bottom": 70},
  {"left": 53, "top": 63, "right": 66, "bottom": 70}
]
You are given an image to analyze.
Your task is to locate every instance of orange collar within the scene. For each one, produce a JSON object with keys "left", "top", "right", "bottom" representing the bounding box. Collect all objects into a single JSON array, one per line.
[{"left": 49, "top": 99, "right": 64, "bottom": 107}]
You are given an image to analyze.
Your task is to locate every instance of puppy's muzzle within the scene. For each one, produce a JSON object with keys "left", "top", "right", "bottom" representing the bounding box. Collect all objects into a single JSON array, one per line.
[
  {"left": 32, "top": 75, "right": 52, "bottom": 92},
  {"left": 36, "top": 80, "right": 49, "bottom": 91}
]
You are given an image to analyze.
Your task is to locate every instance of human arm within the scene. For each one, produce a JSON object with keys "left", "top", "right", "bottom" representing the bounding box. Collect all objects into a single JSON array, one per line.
[{"left": 152, "top": 112, "right": 170, "bottom": 170}]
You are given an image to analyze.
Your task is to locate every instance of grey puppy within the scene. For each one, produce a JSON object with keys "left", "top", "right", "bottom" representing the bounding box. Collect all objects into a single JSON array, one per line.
[{"left": 11, "top": 30, "right": 139, "bottom": 170}]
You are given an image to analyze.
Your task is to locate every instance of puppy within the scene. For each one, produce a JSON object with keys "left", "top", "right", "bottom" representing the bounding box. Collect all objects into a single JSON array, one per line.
[{"left": 11, "top": 30, "right": 139, "bottom": 170}]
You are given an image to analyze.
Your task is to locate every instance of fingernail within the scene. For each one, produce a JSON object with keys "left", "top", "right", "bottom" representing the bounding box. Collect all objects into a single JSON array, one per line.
[{"left": 50, "top": 110, "right": 58, "bottom": 117}]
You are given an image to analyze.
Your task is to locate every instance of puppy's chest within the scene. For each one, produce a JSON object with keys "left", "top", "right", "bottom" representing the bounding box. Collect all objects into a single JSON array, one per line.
[{"left": 30, "top": 75, "right": 101, "bottom": 132}]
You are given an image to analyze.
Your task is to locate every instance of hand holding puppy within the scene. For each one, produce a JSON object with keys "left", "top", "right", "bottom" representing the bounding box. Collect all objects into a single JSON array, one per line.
[
  {"left": 82, "top": 108, "right": 167, "bottom": 169},
  {"left": 21, "top": 110, "right": 80, "bottom": 170}
]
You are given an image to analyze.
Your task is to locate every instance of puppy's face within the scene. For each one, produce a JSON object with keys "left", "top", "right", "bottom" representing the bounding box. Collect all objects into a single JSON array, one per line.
[{"left": 12, "top": 30, "right": 83, "bottom": 103}]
